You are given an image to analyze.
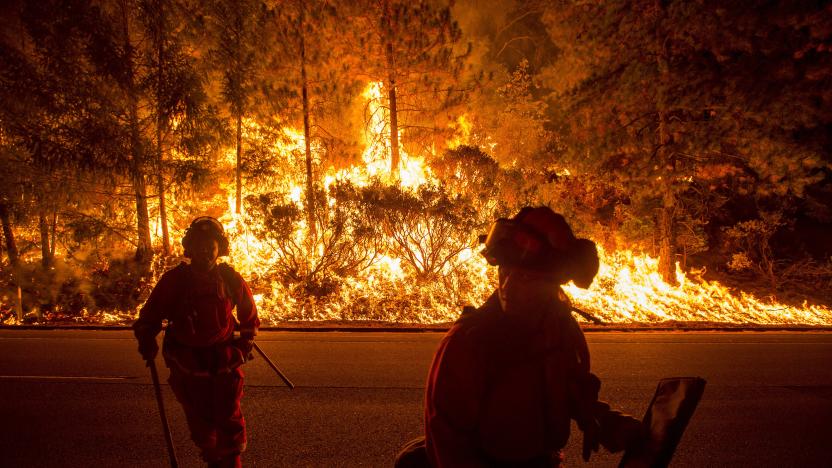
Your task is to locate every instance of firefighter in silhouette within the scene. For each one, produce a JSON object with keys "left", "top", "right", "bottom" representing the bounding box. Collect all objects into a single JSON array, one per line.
[
  {"left": 133, "top": 217, "right": 259, "bottom": 468},
  {"left": 397, "top": 206, "right": 640, "bottom": 467}
]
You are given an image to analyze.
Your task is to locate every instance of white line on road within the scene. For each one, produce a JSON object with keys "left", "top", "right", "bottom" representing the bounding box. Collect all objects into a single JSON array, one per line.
[
  {"left": 0, "top": 337, "right": 133, "bottom": 341},
  {"left": 0, "top": 375, "right": 135, "bottom": 381}
]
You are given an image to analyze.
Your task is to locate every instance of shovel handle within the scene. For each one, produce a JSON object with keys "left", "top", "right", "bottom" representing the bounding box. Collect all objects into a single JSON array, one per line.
[
  {"left": 148, "top": 358, "right": 179, "bottom": 468},
  {"left": 253, "top": 342, "right": 295, "bottom": 390}
]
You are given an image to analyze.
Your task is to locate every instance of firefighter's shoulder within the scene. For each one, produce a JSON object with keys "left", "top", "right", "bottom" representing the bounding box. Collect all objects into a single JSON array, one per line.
[
  {"left": 455, "top": 298, "right": 499, "bottom": 328},
  {"left": 216, "top": 262, "right": 246, "bottom": 290},
  {"left": 158, "top": 262, "right": 189, "bottom": 281},
  {"left": 216, "top": 262, "right": 242, "bottom": 277}
]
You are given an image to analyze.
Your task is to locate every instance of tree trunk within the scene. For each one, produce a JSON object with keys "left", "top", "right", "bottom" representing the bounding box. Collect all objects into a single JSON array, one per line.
[
  {"left": 299, "top": 3, "right": 316, "bottom": 240},
  {"left": 231, "top": 3, "right": 245, "bottom": 216},
  {"left": 0, "top": 203, "right": 23, "bottom": 321},
  {"left": 132, "top": 157, "right": 153, "bottom": 263},
  {"left": 156, "top": 142, "right": 169, "bottom": 255},
  {"left": 383, "top": 0, "right": 400, "bottom": 178},
  {"left": 39, "top": 210, "right": 51, "bottom": 268},
  {"left": 655, "top": 0, "right": 676, "bottom": 285},
  {"left": 156, "top": 97, "right": 170, "bottom": 255},
  {"left": 657, "top": 202, "right": 676, "bottom": 284},
  {"left": 50, "top": 210, "right": 57, "bottom": 258},
  {"left": 156, "top": 1, "right": 170, "bottom": 255},
  {"left": 0, "top": 202, "right": 19, "bottom": 267},
  {"left": 386, "top": 67, "right": 400, "bottom": 178},
  {"left": 122, "top": 5, "right": 152, "bottom": 263},
  {"left": 236, "top": 113, "right": 243, "bottom": 215},
  {"left": 656, "top": 107, "right": 676, "bottom": 284}
]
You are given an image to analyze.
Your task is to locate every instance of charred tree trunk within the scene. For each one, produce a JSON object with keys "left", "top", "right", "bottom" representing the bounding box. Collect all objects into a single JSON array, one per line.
[
  {"left": 655, "top": 1, "right": 677, "bottom": 285},
  {"left": 382, "top": 0, "right": 400, "bottom": 178},
  {"left": 299, "top": 4, "right": 316, "bottom": 240},
  {"left": 0, "top": 202, "right": 19, "bottom": 267}
]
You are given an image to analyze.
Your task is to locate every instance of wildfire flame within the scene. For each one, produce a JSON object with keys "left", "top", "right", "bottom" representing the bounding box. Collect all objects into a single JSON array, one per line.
[
  {"left": 170, "top": 82, "right": 832, "bottom": 325},
  {"left": 200, "top": 82, "right": 829, "bottom": 325},
  {"left": 563, "top": 248, "right": 831, "bottom": 325},
  {"left": 208, "top": 82, "right": 480, "bottom": 323},
  {"left": 5, "top": 82, "right": 829, "bottom": 326}
]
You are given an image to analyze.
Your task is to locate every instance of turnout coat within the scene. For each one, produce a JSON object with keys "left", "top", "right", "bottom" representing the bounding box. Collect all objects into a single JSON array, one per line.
[
  {"left": 133, "top": 262, "right": 259, "bottom": 375},
  {"left": 424, "top": 290, "right": 595, "bottom": 467}
]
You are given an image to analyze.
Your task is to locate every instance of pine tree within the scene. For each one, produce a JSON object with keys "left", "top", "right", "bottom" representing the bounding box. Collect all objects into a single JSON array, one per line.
[
  {"left": 264, "top": 0, "right": 361, "bottom": 241},
  {"left": 543, "top": 0, "right": 832, "bottom": 283},
  {"left": 2, "top": 0, "right": 215, "bottom": 263},
  {"left": 347, "top": 0, "right": 469, "bottom": 176},
  {"left": 202, "top": 0, "right": 265, "bottom": 216}
]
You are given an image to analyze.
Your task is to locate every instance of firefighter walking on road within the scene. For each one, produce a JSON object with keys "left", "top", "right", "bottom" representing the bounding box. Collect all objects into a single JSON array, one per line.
[{"left": 133, "top": 217, "right": 259, "bottom": 468}]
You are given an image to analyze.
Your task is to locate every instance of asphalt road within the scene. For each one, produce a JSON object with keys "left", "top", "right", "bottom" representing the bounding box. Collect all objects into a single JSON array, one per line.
[{"left": 0, "top": 330, "right": 830, "bottom": 467}]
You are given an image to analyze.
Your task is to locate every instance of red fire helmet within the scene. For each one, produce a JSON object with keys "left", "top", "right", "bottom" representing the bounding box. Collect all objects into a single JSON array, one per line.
[{"left": 480, "top": 206, "right": 598, "bottom": 288}]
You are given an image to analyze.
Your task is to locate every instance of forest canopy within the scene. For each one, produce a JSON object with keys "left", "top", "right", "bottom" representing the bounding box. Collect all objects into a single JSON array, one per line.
[{"left": 1, "top": 0, "right": 830, "bottom": 325}]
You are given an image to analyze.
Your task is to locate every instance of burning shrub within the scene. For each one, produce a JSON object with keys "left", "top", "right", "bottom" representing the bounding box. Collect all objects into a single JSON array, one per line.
[
  {"left": 362, "top": 183, "right": 479, "bottom": 281},
  {"left": 245, "top": 180, "right": 384, "bottom": 300},
  {"left": 233, "top": 177, "right": 494, "bottom": 323}
]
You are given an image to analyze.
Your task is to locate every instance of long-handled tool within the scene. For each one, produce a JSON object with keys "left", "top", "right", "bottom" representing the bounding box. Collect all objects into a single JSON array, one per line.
[
  {"left": 571, "top": 306, "right": 606, "bottom": 325},
  {"left": 252, "top": 342, "right": 295, "bottom": 390},
  {"left": 147, "top": 358, "right": 179, "bottom": 468}
]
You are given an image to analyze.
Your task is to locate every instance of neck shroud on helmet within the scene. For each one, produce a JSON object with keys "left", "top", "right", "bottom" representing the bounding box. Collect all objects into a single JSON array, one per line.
[{"left": 480, "top": 206, "right": 599, "bottom": 288}]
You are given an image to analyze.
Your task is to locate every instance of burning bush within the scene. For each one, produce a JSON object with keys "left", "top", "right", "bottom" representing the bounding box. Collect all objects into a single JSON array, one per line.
[
  {"left": 235, "top": 178, "right": 493, "bottom": 322},
  {"left": 245, "top": 181, "right": 383, "bottom": 297},
  {"left": 362, "top": 183, "right": 479, "bottom": 281}
]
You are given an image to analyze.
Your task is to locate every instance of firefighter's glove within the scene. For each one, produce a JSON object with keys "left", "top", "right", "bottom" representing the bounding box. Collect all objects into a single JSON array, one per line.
[
  {"left": 138, "top": 337, "right": 158, "bottom": 361},
  {"left": 234, "top": 337, "right": 255, "bottom": 361},
  {"left": 581, "top": 417, "right": 601, "bottom": 462}
]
